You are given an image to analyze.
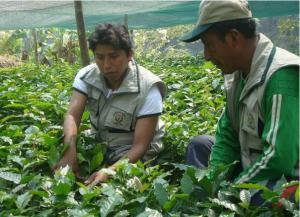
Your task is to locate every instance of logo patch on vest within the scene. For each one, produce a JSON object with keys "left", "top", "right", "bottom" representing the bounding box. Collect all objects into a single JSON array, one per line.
[
  {"left": 104, "top": 106, "right": 133, "bottom": 131},
  {"left": 113, "top": 111, "right": 126, "bottom": 124}
]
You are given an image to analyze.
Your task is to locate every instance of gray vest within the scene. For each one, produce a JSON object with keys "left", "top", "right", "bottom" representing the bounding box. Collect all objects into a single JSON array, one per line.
[
  {"left": 226, "top": 34, "right": 299, "bottom": 169},
  {"left": 80, "top": 61, "right": 166, "bottom": 163}
]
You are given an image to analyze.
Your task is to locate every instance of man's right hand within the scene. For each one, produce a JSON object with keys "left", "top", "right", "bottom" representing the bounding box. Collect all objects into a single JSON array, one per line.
[
  {"left": 55, "top": 90, "right": 87, "bottom": 180},
  {"left": 52, "top": 147, "right": 81, "bottom": 180}
]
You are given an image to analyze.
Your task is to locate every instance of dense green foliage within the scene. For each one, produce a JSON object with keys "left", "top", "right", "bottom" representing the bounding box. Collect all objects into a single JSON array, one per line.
[
  {"left": 0, "top": 59, "right": 298, "bottom": 216},
  {"left": 138, "top": 57, "right": 225, "bottom": 163}
]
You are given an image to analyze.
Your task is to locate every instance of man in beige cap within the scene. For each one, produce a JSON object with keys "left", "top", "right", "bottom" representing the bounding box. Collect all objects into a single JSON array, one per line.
[{"left": 182, "top": 0, "right": 299, "bottom": 204}]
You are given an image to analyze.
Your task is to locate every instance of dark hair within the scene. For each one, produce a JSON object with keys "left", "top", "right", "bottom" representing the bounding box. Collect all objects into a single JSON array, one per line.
[
  {"left": 88, "top": 23, "right": 132, "bottom": 54},
  {"left": 209, "top": 18, "right": 257, "bottom": 42}
]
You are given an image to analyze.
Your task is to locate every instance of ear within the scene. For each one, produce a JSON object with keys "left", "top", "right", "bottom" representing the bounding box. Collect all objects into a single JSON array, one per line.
[
  {"left": 127, "top": 50, "right": 134, "bottom": 61},
  {"left": 225, "top": 29, "right": 242, "bottom": 49}
]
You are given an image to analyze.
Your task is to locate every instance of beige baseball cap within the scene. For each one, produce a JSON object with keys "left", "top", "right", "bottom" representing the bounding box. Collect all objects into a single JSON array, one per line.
[{"left": 181, "top": 0, "right": 252, "bottom": 42}]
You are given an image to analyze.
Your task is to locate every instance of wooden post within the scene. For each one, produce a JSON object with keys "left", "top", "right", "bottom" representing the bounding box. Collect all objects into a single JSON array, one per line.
[
  {"left": 32, "top": 29, "right": 39, "bottom": 66},
  {"left": 124, "top": 14, "right": 135, "bottom": 49},
  {"left": 124, "top": 14, "right": 128, "bottom": 29},
  {"left": 74, "top": 0, "right": 90, "bottom": 66}
]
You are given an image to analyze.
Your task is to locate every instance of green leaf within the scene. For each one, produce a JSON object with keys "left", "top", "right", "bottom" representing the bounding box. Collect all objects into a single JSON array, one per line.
[
  {"left": 198, "top": 176, "right": 213, "bottom": 197},
  {"left": 163, "top": 193, "right": 189, "bottom": 211},
  {"left": 0, "top": 171, "right": 21, "bottom": 184},
  {"left": 204, "top": 209, "right": 216, "bottom": 217},
  {"left": 127, "top": 196, "right": 147, "bottom": 204},
  {"left": 293, "top": 210, "right": 300, "bottom": 217},
  {"left": 53, "top": 182, "right": 71, "bottom": 196},
  {"left": 153, "top": 176, "right": 168, "bottom": 186},
  {"left": 114, "top": 210, "right": 130, "bottom": 217},
  {"left": 25, "top": 125, "right": 40, "bottom": 134},
  {"left": 53, "top": 166, "right": 75, "bottom": 195},
  {"left": 212, "top": 78, "right": 220, "bottom": 89},
  {"left": 78, "top": 182, "right": 101, "bottom": 202},
  {"left": 171, "top": 163, "right": 188, "bottom": 171},
  {"left": 154, "top": 183, "right": 168, "bottom": 206},
  {"left": 102, "top": 184, "right": 117, "bottom": 197},
  {"left": 279, "top": 198, "right": 295, "bottom": 213},
  {"left": 136, "top": 208, "right": 163, "bottom": 217},
  {"left": 282, "top": 180, "right": 299, "bottom": 188},
  {"left": 195, "top": 169, "right": 209, "bottom": 181},
  {"left": 77, "top": 152, "right": 85, "bottom": 164},
  {"left": 31, "top": 190, "right": 48, "bottom": 198},
  {"left": 261, "top": 189, "right": 278, "bottom": 200},
  {"left": 210, "top": 198, "right": 244, "bottom": 215},
  {"left": 48, "top": 144, "right": 60, "bottom": 168},
  {"left": 239, "top": 189, "right": 251, "bottom": 208},
  {"left": 0, "top": 114, "right": 19, "bottom": 123},
  {"left": 67, "top": 208, "right": 93, "bottom": 217},
  {"left": 233, "top": 183, "right": 269, "bottom": 192},
  {"left": 90, "top": 152, "right": 103, "bottom": 171},
  {"left": 255, "top": 211, "right": 273, "bottom": 217},
  {"left": 0, "top": 136, "right": 13, "bottom": 145},
  {"left": 99, "top": 191, "right": 125, "bottom": 217},
  {"left": 16, "top": 191, "right": 32, "bottom": 210},
  {"left": 234, "top": 182, "right": 279, "bottom": 200},
  {"left": 180, "top": 171, "right": 194, "bottom": 194},
  {"left": 8, "top": 155, "right": 24, "bottom": 167},
  {"left": 163, "top": 198, "right": 176, "bottom": 212},
  {"left": 4, "top": 103, "right": 27, "bottom": 110},
  {"left": 12, "top": 184, "right": 26, "bottom": 193},
  {"left": 43, "top": 135, "right": 62, "bottom": 147},
  {"left": 219, "top": 212, "right": 235, "bottom": 217},
  {"left": 34, "top": 209, "right": 54, "bottom": 217}
]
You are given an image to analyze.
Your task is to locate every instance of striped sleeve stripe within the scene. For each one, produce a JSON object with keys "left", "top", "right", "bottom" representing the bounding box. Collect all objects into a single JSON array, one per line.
[
  {"left": 272, "top": 95, "right": 282, "bottom": 145},
  {"left": 237, "top": 94, "right": 282, "bottom": 183},
  {"left": 266, "top": 95, "right": 278, "bottom": 143}
]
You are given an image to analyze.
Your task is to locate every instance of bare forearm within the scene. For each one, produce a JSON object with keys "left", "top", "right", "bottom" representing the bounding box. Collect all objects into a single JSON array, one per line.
[
  {"left": 125, "top": 116, "right": 158, "bottom": 164},
  {"left": 126, "top": 144, "right": 149, "bottom": 163},
  {"left": 53, "top": 91, "right": 86, "bottom": 175},
  {"left": 54, "top": 114, "right": 80, "bottom": 173},
  {"left": 63, "top": 113, "right": 80, "bottom": 150}
]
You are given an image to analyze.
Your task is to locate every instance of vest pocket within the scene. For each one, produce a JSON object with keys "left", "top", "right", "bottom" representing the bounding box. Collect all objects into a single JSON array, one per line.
[
  {"left": 104, "top": 106, "right": 133, "bottom": 131},
  {"left": 240, "top": 99, "right": 259, "bottom": 137},
  {"left": 241, "top": 112, "right": 258, "bottom": 137},
  {"left": 241, "top": 102, "right": 264, "bottom": 150},
  {"left": 241, "top": 104, "right": 264, "bottom": 163}
]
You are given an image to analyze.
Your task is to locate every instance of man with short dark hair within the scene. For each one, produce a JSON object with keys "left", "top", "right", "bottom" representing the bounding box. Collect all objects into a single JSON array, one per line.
[
  {"left": 53, "top": 23, "right": 166, "bottom": 187},
  {"left": 181, "top": 0, "right": 299, "bottom": 196}
]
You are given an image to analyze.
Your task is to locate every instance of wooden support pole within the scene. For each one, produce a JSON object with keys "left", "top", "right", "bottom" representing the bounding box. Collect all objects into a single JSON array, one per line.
[
  {"left": 74, "top": 0, "right": 90, "bottom": 66},
  {"left": 124, "top": 14, "right": 128, "bottom": 29},
  {"left": 124, "top": 14, "right": 135, "bottom": 49},
  {"left": 32, "top": 29, "right": 39, "bottom": 66}
]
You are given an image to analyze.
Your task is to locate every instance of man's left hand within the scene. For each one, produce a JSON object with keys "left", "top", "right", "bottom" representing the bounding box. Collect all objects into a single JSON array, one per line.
[{"left": 85, "top": 170, "right": 109, "bottom": 187}]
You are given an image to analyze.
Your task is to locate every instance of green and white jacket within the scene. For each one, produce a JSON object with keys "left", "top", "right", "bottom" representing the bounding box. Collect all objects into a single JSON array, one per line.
[
  {"left": 210, "top": 34, "right": 299, "bottom": 183},
  {"left": 77, "top": 61, "right": 166, "bottom": 163}
]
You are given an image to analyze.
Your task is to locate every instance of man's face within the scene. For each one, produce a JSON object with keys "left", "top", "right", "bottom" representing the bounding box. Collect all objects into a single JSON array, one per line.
[
  {"left": 94, "top": 44, "right": 132, "bottom": 86},
  {"left": 200, "top": 30, "right": 237, "bottom": 74}
]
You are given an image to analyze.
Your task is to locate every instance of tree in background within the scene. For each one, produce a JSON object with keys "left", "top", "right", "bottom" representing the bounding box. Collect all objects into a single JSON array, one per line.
[
  {"left": 0, "top": 28, "right": 80, "bottom": 65},
  {"left": 0, "top": 16, "right": 298, "bottom": 65},
  {"left": 277, "top": 17, "right": 299, "bottom": 55}
]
